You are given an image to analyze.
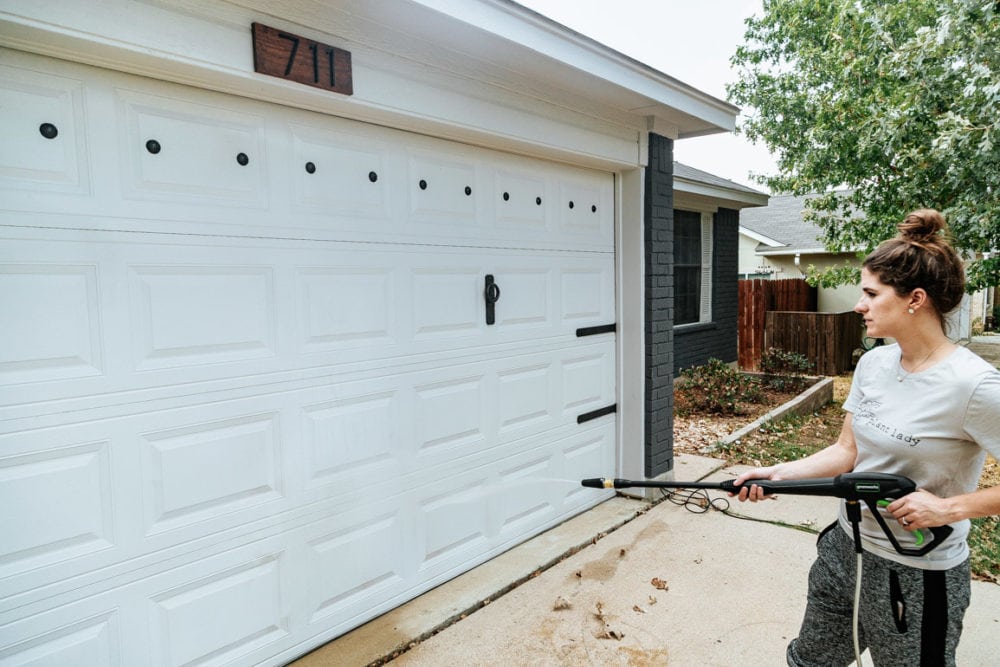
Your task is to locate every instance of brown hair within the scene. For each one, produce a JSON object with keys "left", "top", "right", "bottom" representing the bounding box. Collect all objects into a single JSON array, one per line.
[{"left": 862, "top": 209, "right": 965, "bottom": 326}]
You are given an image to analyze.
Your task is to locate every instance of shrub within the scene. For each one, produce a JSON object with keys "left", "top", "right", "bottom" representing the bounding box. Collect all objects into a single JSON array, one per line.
[
  {"left": 676, "top": 358, "right": 762, "bottom": 415},
  {"left": 759, "top": 347, "right": 815, "bottom": 392}
]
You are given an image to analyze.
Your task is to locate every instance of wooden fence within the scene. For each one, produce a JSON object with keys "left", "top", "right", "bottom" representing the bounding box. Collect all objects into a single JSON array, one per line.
[
  {"left": 738, "top": 279, "right": 817, "bottom": 370},
  {"left": 765, "top": 311, "right": 863, "bottom": 376}
]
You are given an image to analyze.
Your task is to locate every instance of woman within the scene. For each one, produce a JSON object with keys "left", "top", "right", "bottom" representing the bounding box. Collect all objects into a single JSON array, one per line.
[{"left": 734, "top": 209, "right": 1000, "bottom": 666}]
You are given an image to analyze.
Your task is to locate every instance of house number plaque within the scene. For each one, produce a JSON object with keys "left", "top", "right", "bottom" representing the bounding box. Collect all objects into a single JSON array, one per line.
[{"left": 251, "top": 22, "right": 353, "bottom": 96}]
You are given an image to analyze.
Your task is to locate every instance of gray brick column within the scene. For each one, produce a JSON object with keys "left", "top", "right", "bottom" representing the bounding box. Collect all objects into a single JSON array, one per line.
[{"left": 644, "top": 133, "right": 674, "bottom": 477}]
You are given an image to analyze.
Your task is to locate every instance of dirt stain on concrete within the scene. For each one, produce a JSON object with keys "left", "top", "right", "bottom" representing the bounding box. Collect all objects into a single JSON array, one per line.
[{"left": 573, "top": 520, "right": 669, "bottom": 583}]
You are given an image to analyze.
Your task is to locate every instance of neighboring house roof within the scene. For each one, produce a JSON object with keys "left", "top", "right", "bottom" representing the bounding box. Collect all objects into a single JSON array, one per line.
[
  {"left": 739, "top": 193, "right": 846, "bottom": 256},
  {"left": 673, "top": 162, "right": 769, "bottom": 210}
]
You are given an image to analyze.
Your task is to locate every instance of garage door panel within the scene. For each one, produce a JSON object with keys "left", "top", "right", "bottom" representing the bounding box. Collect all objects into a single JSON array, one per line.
[
  {"left": 561, "top": 266, "right": 613, "bottom": 323},
  {"left": 0, "top": 263, "right": 104, "bottom": 385},
  {"left": 407, "top": 152, "right": 479, "bottom": 224},
  {"left": 559, "top": 178, "right": 611, "bottom": 239},
  {"left": 0, "top": 441, "right": 115, "bottom": 575},
  {"left": 129, "top": 265, "right": 277, "bottom": 371},
  {"left": 300, "top": 391, "right": 399, "bottom": 488},
  {"left": 410, "top": 267, "right": 481, "bottom": 339},
  {"left": 147, "top": 554, "right": 288, "bottom": 667},
  {"left": 140, "top": 413, "right": 283, "bottom": 536},
  {"left": 414, "top": 374, "right": 486, "bottom": 455},
  {"left": 494, "top": 169, "right": 547, "bottom": 228},
  {"left": 0, "top": 609, "right": 122, "bottom": 666},
  {"left": 495, "top": 454, "right": 559, "bottom": 539},
  {"left": 497, "top": 362, "right": 553, "bottom": 434},
  {"left": 296, "top": 267, "right": 395, "bottom": 351},
  {"left": 290, "top": 127, "right": 391, "bottom": 220},
  {"left": 117, "top": 89, "right": 268, "bottom": 206},
  {"left": 0, "top": 63, "right": 90, "bottom": 194},
  {"left": 305, "top": 511, "right": 405, "bottom": 626},
  {"left": 494, "top": 267, "right": 552, "bottom": 329}
]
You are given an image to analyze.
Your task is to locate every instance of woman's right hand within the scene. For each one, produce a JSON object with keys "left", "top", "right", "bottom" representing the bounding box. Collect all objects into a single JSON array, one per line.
[{"left": 732, "top": 466, "right": 782, "bottom": 502}]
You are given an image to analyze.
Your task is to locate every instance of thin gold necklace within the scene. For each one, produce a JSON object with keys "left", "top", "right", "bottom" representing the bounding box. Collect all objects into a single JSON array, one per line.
[{"left": 896, "top": 342, "right": 947, "bottom": 382}]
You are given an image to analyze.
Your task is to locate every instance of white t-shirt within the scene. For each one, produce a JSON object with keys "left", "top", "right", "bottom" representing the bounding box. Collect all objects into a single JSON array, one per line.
[{"left": 840, "top": 343, "right": 1000, "bottom": 569}]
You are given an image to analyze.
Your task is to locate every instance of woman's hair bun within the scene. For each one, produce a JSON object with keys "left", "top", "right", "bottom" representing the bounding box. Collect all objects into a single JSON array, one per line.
[{"left": 897, "top": 208, "right": 946, "bottom": 244}]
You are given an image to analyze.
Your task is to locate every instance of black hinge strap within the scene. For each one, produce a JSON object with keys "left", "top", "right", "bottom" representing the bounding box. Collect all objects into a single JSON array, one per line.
[
  {"left": 577, "top": 404, "right": 617, "bottom": 424},
  {"left": 576, "top": 323, "right": 616, "bottom": 337}
]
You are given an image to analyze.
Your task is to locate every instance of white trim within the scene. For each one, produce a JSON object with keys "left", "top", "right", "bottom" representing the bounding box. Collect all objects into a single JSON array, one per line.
[
  {"left": 617, "top": 168, "right": 645, "bottom": 482},
  {"left": 757, "top": 246, "right": 832, "bottom": 256},
  {"left": 674, "top": 177, "right": 769, "bottom": 209},
  {"left": 699, "top": 212, "right": 714, "bottom": 323},
  {"left": 739, "top": 225, "right": 784, "bottom": 247}
]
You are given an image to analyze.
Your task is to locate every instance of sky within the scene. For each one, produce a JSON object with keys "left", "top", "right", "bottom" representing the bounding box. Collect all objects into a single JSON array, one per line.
[{"left": 515, "top": 0, "right": 776, "bottom": 192}]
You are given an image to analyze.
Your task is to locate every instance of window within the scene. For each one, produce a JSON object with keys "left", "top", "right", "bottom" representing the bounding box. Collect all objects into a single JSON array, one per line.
[{"left": 674, "top": 209, "right": 713, "bottom": 325}]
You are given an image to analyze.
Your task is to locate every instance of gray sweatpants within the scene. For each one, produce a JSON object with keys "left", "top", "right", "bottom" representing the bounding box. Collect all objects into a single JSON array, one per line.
[{"left": 787, "top": 525, "right": 970, "bottom": 667}]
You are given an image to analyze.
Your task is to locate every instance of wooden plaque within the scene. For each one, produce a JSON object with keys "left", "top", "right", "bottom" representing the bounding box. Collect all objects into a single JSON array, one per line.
[{"left": 251, "top": 22, "right": 353, "bottom": 96}]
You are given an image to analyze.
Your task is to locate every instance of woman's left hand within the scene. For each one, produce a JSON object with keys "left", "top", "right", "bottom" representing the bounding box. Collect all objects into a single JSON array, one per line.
[{"left": 886, "top": 490, "right": 954, "bottom": 531}]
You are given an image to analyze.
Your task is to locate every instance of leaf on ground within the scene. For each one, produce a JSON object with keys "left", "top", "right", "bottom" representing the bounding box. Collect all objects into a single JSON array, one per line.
[
  {"left": 651, "top": 577, "right": 669, "bottom": 591},
  {"left": 552, "top": 596, "right": 572, "bottom": 611},
  {"left": 595, "top": 628, "right": 625, "bottom": 640}
]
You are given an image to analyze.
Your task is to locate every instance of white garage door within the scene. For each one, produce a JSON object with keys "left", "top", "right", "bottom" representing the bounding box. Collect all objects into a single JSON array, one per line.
[{"left": 0, "top": 50, "right": 616, "bottom": 664}]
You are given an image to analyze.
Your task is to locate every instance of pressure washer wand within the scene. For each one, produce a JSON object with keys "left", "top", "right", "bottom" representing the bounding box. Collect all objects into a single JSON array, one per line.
[{"left": 581, "top": 472, "right": 953, "bottom": 557}]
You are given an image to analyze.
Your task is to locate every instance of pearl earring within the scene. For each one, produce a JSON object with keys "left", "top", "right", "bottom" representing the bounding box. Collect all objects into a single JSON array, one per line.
[{"left": 908, "top": 308, "right": 915, "bottom": 314}]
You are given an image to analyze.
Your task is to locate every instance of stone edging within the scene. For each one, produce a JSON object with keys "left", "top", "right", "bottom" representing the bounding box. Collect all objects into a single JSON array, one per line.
[{"left": 698, "top": 376, "right": 835, "bottom": 455}]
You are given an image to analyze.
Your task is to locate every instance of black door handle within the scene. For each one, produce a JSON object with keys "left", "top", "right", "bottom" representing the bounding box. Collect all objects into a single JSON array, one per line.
[{"left": 484, "top": 274, "right": 501, "bottom": 325}]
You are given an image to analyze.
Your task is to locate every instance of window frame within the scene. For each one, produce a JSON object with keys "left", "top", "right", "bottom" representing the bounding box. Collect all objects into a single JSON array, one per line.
[{"left": 673, "top": 209, "right": 713, "bottom": 327}]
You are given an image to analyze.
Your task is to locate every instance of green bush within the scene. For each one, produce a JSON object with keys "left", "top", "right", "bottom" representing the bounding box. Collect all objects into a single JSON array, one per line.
[
  {"left": 759, "top": 347, "right": 815, "bottom": 392},
  {"left": 677, "top": 358, "right": 763, "bottom": 415}
]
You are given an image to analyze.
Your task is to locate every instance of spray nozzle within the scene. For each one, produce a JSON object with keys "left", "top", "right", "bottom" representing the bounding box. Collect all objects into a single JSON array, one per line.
[{"left": 581, "top": 478, "right": 624, "bottom": 489}]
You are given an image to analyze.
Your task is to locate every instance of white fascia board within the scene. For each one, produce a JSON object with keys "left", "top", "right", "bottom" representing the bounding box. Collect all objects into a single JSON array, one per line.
[
  {"left": 739, "top": 226, "right": 784, "bottom": 248},
  {"left": 0, "top": 1, "right": 646, "bottom": 169},
  {"left": 674, "top": 177, "right": 770, "bottom": 210},
  {"left": 758, "top": 247, "right": 832, "bottom": 256},
  {"left": 400, "top": 0, "right": 739, "bottom": 136}
]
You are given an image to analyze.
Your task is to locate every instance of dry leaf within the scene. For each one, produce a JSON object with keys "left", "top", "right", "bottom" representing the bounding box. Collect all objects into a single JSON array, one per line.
[
  {"left": 553, "top": 596, "right": 572, "bottom": 611},
  {"left": 632, "top": 605, "right": 645, "bottom": 614},
  {"left": 651, "top": 577, "right": 669, "bottom": 591},
  {"left": 594, "top": 628, "right": 625, "bottom": 641},
  {"left": 619, "top": 548, "right": 626, "bottom": 557},
  {"left": 648, "top": 595, "right": 658, "bottom": 605}
]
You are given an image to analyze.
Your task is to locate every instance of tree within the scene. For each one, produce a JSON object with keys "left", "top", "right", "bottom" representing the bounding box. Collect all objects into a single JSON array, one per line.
[{"left": 729, "top": 0, "right": 1000, "bottom": 291}]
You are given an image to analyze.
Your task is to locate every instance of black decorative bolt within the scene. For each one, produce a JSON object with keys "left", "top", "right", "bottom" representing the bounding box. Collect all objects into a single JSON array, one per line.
[
  {"left": 369, "top": 171, "right": 378, "bottom": 182},
  {"left": 419, "top": 179, "right": 427, "bottom": 190},
  {"left": 39, "top": 123, "right": 58, "bottom": 139},
  {"left": 569, "top": 201, "right": 575, "bottom": 209},
  {"left": 592, "top": 205, "right": 597, "bottom": 213},
  {"left": 237, "top": 152, "right": 249, "bottom": 166},
  {"left": 536, "top": 196, "right": 542, "bottom": 205},
  {"left": 503, "top": 192, "right": 510, "bottom": 201},
  {"left": 145, "top": 139, "right": 161, "bottom": 154},
  {"left": 305, "top": 162, "right": 316, "bottom": 174},
  {"left": 465, "top": 186, "right": 472, "bottom": 196}
]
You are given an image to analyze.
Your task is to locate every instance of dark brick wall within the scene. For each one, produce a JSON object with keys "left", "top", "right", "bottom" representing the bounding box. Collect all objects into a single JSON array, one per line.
[
  {"left": 644, "top": 133, "right": 674, "bottom": 477},
  {"left": 673, "top": 207, "right": 740, "bottom": 374}
]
